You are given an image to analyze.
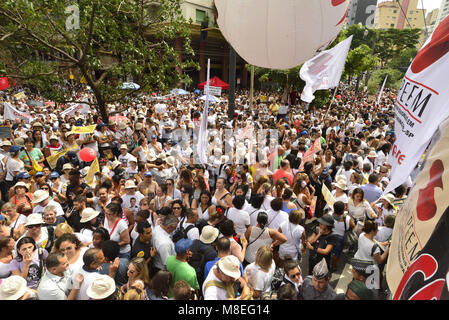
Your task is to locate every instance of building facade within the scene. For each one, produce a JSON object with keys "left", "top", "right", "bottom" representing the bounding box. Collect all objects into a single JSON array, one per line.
[{"left": 374, "top": 0, "right": 426, "bottom": 29}]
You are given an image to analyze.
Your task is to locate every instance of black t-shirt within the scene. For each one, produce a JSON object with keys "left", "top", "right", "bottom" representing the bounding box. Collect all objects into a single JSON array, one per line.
[
  {"left": 131, "top": 237, "right": 153, "bottom": 261},
  {"left": 309, "top": 229, "right": 339, "bottom": 273}
]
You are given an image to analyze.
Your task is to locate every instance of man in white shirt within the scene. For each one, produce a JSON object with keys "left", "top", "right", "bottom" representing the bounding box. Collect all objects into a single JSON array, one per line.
[
  {"left": 118, "top": 144, "right": 134, "bottom": 168},
  {"left": 121, "top": 181, "right": 145, "bottom": 213},
  {"left": 72, "top": 248, "right": 105, "bottom": 300},
  {"left": 152, "top": 214, "right": 178, "bottom": 271}
]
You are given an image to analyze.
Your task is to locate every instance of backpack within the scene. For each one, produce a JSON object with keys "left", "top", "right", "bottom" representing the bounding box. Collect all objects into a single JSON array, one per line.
[
  {"left": 171, "top": 217, "right": 195, "bottom": 243},
  {"left": 188, "top": 240, "right": 216, "bottom": 286}
]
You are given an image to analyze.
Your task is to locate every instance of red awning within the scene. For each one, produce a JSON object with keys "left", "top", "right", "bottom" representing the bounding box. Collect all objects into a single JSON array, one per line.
[{"left": 198, "top": 76, "right": 229, "bottom": 90}]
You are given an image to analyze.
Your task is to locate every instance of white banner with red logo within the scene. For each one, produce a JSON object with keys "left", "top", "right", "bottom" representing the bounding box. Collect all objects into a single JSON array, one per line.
[
  {"left": 384, "top": 16, "right": 449, "bottom": 195},
  {"left": 3, "top": 102, "right": 33, "bottom": 122},
  {"left": 387, "top": 116, "right": 449, "bottom": 300}
]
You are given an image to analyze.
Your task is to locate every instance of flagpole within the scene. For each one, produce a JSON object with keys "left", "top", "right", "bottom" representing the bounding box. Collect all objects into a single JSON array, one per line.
[{"left": 322, "top": 86, "right": 338, "bottom": 121}]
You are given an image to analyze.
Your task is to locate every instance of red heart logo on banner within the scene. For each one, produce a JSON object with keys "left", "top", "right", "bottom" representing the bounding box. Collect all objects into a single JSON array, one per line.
[
  {"left": 416, "top": 159, "right": 444, "bottom": 221},
  {"left": 331, "top": 0, "right": 346, "bottom": 6},
  {"left": 411, "top": 16, "right": 449, "bottom": 74}
]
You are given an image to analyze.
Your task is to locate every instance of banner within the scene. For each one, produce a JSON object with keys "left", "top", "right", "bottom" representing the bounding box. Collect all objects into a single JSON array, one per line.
[
  {"left": 384, "top": 16, "right": 449, "bottom": 195},
  {"left": 3, "top": 102, "right": 33, "bottom": 122},
  {"left": 387, "top": 116, "right": 449, "bottom": 300},
  {"left": 60, "top": 102, "right": 90, "bottom": 117},
  {"left": 197, "top": 59, "right": 210, "bottom": 165},
  {"left": 321, "top": 183, "right": 336, "bottom": 209},
  {"left": 300, "top": 35, "right": 353, "bottom": 103},
  {"left": 299, "top": 138, "right": 322, "bottom": 171},
  {"left": 207, "top": 86, "right": 222, "bottom": 97},
  {"left": 71, "top": 125, "right": 96, "bottom": 134},
  {"left": 85, "top": 157, "right": 100, "bottom": 188}
]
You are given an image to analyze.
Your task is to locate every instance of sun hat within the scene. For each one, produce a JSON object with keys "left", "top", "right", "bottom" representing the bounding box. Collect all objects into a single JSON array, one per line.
[
  {"left": 1, "top": 140, "right": 11, "bottom": 146},
  {"left": 124, "top": 180, "right": 137, "bottom": 189},
  {"left": 120, "top": 144, "right": 128, "bottom": 150},
  {"left": 0, "top": 275, "right": 28, "bottom": 300},
  {"left": 199, "top": 225, "right": 219, "bottom": 244},
  {"left": 332, "top": 179, "right": 348, "bottom": 191},
  {"left": 166, "top": 156, "right": 175, "bottom": 167},
  {"left": 25, "top": 213, "right": 44, "bottom": 227},
  {"left": 86, "top": 275, "right": 117, "bottom": 300},
  {"left": 175, "top": 238, "right": 194, "bottom": 255},
  {"left": 111, "top": 160, "right": 121, "bottom": 170},
  {"left": 380, "top": 193, "right": 395, "bottom": 206},
  {"left": 14, "top": 181, "right": 29, "bottom": 190},
  {"left": 80, "top": 208, "right": 100, "bottom": 223},
  {"left": 367, "top": 150, "right": 378, "bottom": 158},
  {"left": 147, "top": 150, "right": 157, "bottom": 162},
  {"left": 65, "top": 132, "right": 75, "bottom": 138},
  {"left": 118, "top": 122, "right": 127, "bottom": 130},
  {"left": 135, "top": 123, "right": 144, "bottom": 131},
  {"left": 63, "top": 163, "right": 74, "bottom": 170},
  {"left": 49, "top": 135, "right": 59, "bottom": 141},
  {"left": 217, "top": 255, "right": 241, "bottom": 280},
  {"left": 317, "top": 214, "right": 335, "bottom": 228},
  {"left": 32, "top": 190, "right": 49, "bottom": 204}
]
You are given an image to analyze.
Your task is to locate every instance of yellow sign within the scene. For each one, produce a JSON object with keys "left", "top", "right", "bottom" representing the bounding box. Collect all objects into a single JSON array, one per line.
[
  {"left": 85, "top": 157, "right": 99, "bottom": 188},
  {"left": 321, "top": 183, "right": 336, "bottom": 209},
  {"left": 14, "top": 92, "right": 27, "bottom": 99},
  {"left": 80, "top": 76, "right": 87, "bottom": 84},
  {"left": 46, "top": 148, "right": 69, "bottom": 169},
  {"left": 71, "top": 124, "right": 96, "bottom": 134},
  {"left": 259, "top": 95, "right": 267, "bottom": 102}
]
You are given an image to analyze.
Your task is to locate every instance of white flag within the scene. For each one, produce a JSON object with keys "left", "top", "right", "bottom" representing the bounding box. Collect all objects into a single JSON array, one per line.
[
  {"left": 377, "top": 75, "right": 388, "bottom": 106},
  {"left": 60, "top": 102, "right": 90, "bottom": 117},
  {"left": 300, "top": 35, "right": 353, "bottom": 103},
  {"left": 384, "top": 15, "right": 449, "bottom": 194},
  {"left": 197, "top": 59, "right": 211, "bottom": 165},
  {"left": 3, "top": 102, "right": 33, "bottom": 122}
]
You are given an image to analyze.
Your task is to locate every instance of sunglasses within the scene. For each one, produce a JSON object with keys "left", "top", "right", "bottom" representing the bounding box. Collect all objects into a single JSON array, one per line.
[
  {"left": 27, "top": 224, "right": 42, "bottom": 229},
  {"left": 41, "top": 187, "right": 49, "bottom": 190},
  {"left": 173, "top": 207, "right": 182, "bottom": 210}
]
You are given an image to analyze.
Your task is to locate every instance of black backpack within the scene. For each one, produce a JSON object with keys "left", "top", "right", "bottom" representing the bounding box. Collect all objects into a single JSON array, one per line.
[
  {"left": 171, "top": 217, "right": 195, "bottom": 243},
  {"left": 188, "top": 240, "right": 216, "bottom": 286}
]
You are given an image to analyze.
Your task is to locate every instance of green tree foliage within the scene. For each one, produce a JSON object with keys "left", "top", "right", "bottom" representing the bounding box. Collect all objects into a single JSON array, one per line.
[
  {"left": 0, "top": 0, "right": 197, "bottom": 121},
  {"left": 343, "top": 44, "right": 378, "bottom": 80},
  {"left": 374, "top": 28, "right": 421, "bottom": 67},
  {"left": 367, "top": 68, "right": 403, "bottom": 95}
]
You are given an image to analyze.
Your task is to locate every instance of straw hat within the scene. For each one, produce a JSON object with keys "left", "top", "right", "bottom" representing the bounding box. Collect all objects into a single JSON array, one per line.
[
  {"left": 333, "top": 179, "right": 348, "bottom": 191},
  {"left": 80, "top": 208, "right": 100, "bottom": 223},
  {"left": 217, "top": 255, "right": 241, "bottom": 280},
  {"left": 135, "top": 123, "right": 144, "bottom": 131},
  {"left": 25, "top": 213, "right": 44, "bottom": 227},
  {"left": 86, "top": 275, "right": 117, "bottom": 300},
  {"left": 14, "top": 181, "right": 29, "bottom": 191},
  {"left": 0, "top": 276, "right": 27, "bottom": 300},
  {"left": 166, "top": 156, "right": 175, "bottom": 167},
  {"left": 63, "top": 163, "right": 74, "bottom": 170},
  {"left": 147, "top": 150, "right": 157, "bottom": 162},
  {"left": 111, "top": 160, "right": 121, "bottom": 170},
  {"left": 124, "top": 180, "right": 137, "bottom": 189},
  {"left": 120, "top": 144, "right": 128, "bottom": 150},
  {"left": 380, "top": 193, "right": 395, "bottom": 206},
  {"left": 367, "top": 150, "right": 378, "bottom": 158},
  {"left": 32, "top": 190, "right": 49, "bottom": 204},
  {"left": 199, "top": 226, "right": 219, "bottom": 244},
  {"left": 119, "top": 122, "right": 127, "bottom": 130}
]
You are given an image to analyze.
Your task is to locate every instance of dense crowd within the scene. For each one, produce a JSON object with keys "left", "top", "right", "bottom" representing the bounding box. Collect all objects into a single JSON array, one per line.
[{"left": 0, "top": 85, "right": 407, "bottom": 300}]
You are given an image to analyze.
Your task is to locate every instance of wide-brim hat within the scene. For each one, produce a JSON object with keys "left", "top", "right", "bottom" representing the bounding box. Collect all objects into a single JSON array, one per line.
[
  {"left": 0, "top": 275, "right": 27, "bottom": 300},
  {"left": 32, "top": 190, "right": 49, "bottom": 204},
  {"left": 367, "top": 150, "right": 378, "bottom": 158},
  {"left": 25, "top": 213, "right": 44, "bottom": 227},
  {"left": 380, "top": 193, "right": 395, "bottom": 206},
  {"left": 317, "top": 214, "right": 334, "bottom": 228},
  {"left": 147, "top": 151, "right": 157, "bottom": 162},
  {"left": 80, "top": 208, "right": 100, "bottom": 223},
  {"left": 166, "top": 156, "right": 175, "bottom": 167},
  {"left": 86, "top": 275, "right": 116, "bottom": 300},
  {"left": 332, "top": 179, "right": 348, "bottom": 191},
  {"left": 124, "top": 180, "right": 137, "bottom": 189},
  {"left": 14, "top": 181, "right": 29, "bottom": 190},
  {"left": 200, "top": 225, "right": 219, "bottom": 244},
  {"left": 217, "top": 255, "right": 241, "bottom": 280},
  {"left": 63, "top": 163, "right": 74, "bottom": 170}
]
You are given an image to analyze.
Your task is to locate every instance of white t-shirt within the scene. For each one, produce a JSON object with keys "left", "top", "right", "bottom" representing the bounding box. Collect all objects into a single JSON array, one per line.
[
  {"left": 266, "top": 209, "right": 289, "bottom": 231},
  {"left": 244, "top": 260, "right": 276, "bottom": 294},
  {"left": 104, "top": 217, "right": 131, "bottom": 255},
  {"left": 332, "top": 215, "right": 352, "bottom": 237},
  {"left": 225, "top": 207, "right": 250, "bottom": 237},
  {"left": 244, "top": 206, "right": 262, "bottom": 227},
  {"left": 6, "top": 158, "right": 24, "bottom": 181},
  {"left": 118, "top": 153, "right": 134, "bottom": 167},
  {"left": 32, "top": 200, "right": 65, "bottom": 217},
  {"left": 279, "top": 222, "right": 305, "bottom": 260},
  {"left": 121, "top": 192, "right": 145, "bottom": 213},
  {"left": 375, "top": 226, "right": 393, "bottom": 243},
  {"left": 72, "top": 265, "right": 102, "bottom": 300}
]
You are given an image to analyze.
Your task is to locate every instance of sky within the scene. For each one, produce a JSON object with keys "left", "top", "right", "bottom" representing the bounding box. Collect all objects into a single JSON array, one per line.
[{"left": 377, "top": 0, "right": 442, "bottom": 11}]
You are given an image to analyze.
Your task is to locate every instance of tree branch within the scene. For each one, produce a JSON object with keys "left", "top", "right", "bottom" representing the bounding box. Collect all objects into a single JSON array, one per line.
[{"left": 81, "top": 2, "right": 97, "bottom": 63}]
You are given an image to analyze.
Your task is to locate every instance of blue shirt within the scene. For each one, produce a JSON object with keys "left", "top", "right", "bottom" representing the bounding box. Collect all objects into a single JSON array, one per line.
[{"left": 360, "top": 183, "right": 383, "bottom": 203}]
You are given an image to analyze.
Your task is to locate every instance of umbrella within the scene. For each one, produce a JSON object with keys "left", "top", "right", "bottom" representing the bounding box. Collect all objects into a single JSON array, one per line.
[
  {"left": 109, "top": 115, "right": 128, "bottom": 123},
  {"left": 170, "top": 88, "right": 188, "bottom": 95},
  {"left": 121, "top": 82, "right": 140, "bottom": 90},
  {"left": 199, "top": 95, "right": 221, "bottom": 103},
  {"left": 194, "top": 89, "right": 201, "bottom": 94}
]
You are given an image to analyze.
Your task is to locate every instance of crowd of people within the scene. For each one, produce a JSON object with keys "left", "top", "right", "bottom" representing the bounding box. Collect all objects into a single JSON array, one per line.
[{"left": 0, "top": 84, "right": 407, "bottom": 300}]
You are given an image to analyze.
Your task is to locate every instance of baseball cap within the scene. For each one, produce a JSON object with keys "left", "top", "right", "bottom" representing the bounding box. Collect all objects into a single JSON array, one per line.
[
  {"left": 175, "top": 238, "right": 193, "bottom": 255},
  {"left": 50, "top": 172, "right": 60, "bottom": 179},
  {"left": 35, "top": 172, "right": 45, "bottom": 177},
  {"left": 144, "top": 171, "right": 153, "bottom": 177}
]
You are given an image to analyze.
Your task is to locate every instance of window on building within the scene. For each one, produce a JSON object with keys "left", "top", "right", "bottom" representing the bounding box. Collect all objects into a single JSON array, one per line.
[
  {"left": 196, "top": 9, "right": 206, "bottom": 23},
  {"left": 390, "top": 23, "right": 395, "bottom": 27}
]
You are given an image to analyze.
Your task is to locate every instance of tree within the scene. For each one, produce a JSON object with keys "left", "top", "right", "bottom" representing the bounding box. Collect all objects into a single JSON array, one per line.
[
  {"left": 367, "top": 68, "right": 403, "bottom": 95},
  {"left": 0, "top": 0, "right": 197, "bottom": 121},
  {"left": 343, "top": 44, "right": 378, "bottom": 88},
  {"left": 374, "top": 28, "right": 421, "bottom": 67}
]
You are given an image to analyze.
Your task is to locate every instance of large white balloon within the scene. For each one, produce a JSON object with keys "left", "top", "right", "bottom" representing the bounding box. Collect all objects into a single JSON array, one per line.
[{"left": 215, "top": 0, "right": 350, "bottom": 70}]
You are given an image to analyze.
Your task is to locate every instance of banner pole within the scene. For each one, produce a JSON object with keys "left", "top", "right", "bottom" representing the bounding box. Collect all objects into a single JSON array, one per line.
[{"left": 323, "top": 86, "right": 338, "bottom": 121}]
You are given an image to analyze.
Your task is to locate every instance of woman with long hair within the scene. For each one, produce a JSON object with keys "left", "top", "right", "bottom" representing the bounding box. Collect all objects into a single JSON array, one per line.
[
  {"left": 121, "top": 257, "right": 151, "bottom": 296},
  {"left": 53, "top": 233, "right": 87, "bottom": 275},
  {"left": 212, "top": 177, "right": 233, "bottom": 209},
  {"left": 348, "top": 188, "right": 377, "bottom": 235},
  {"left": 191, "top": 190, "right": 216, "bottom": 221}
]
